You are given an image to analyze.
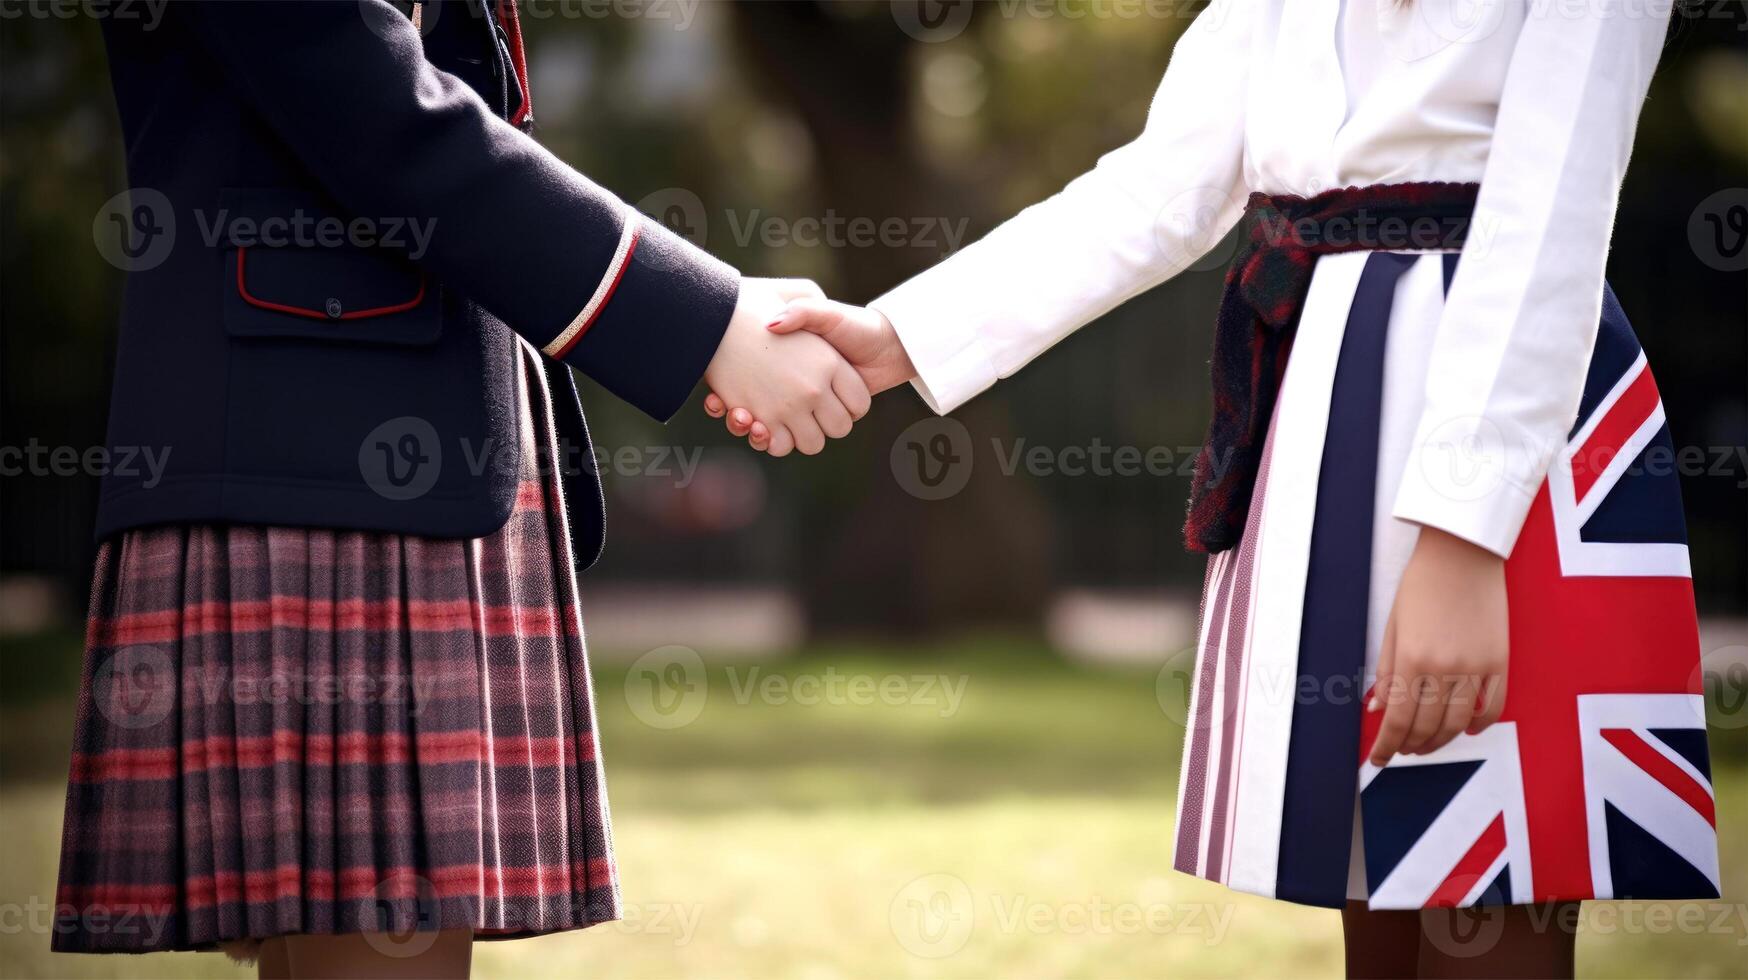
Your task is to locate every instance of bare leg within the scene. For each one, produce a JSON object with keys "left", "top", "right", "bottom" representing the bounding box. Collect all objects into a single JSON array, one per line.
[
  {"left": 1343, "top": 900, "right": 1423, "bottom": 979},
  {"left": 1418, "top": 902, "right": 1578, "bottom": 980},
  {"left": 257, "top": 937, "right": 291, "bottom": 980},
  {"left": 282, "top": 929, "right": 473, "bottom": 980}
]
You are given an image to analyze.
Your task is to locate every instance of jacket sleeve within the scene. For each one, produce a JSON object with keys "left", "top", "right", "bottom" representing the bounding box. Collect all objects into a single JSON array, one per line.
[
  {"left": 1389, "top": 3, "right": 1672, "bottom": 556},
  {"left": 184, "top": 0, "right": 738, "bottom": 421},
  {"left": 867, "top": 0, "right": 1253, "bottom": 415}
]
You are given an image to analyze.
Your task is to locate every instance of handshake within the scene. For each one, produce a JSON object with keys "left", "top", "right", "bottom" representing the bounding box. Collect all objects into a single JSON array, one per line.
[{"left": 700, "top": 277, "right": 917, "bottom": 455}]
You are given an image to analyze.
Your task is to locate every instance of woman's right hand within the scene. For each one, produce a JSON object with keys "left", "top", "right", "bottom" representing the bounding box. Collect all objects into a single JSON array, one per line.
[
  {"left": 705, "top": 298, "right": 916, "bottom": 452},
  {"left": 700, "top": 280, "right": 871, "bottom": 457},
  {"left": 1367, "top": 525, "right": 1510, "bottom": 766}
]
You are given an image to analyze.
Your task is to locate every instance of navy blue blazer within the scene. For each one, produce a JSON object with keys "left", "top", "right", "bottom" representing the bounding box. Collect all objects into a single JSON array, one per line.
[{"left": 94, "top": 0, "right": 740, "bottom": 566}]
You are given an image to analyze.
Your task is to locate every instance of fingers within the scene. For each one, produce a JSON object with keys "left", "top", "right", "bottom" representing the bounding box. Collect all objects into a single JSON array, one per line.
[
  {"left": 1469, "top": 674, "right": 1507, "bottom": 734},
  {"left": 768, "top": 297, "right": 847, "bottom": 337},
  {"left": 1416, "top": 681, "right": 1476, "bottom": 757},
  {"left": 1367, "top": 530, "right": 1508, "bottom": 765},
  {"left": 813, "top": 399, "right": 854, "bottom": 441},
  {"left": 713, "top": 293, "right": 869, "bottom": 456},
  {"left": 763, "top": 424, "right": 795, "bottom": 458},
  {"left": 741, "top": 363, "right": 869, "bottom": 455},
  {"left": 1369, "top": 615, "right": 1398, "bottom": 714},
  {"left": 1400, "top": 675, "right": 1448, "bottom": 756},
  {"left": 721, "top": 405, "right": 832, "bottom": 456},
  {"left": 1369, "top": 685, "right": 1415, "bottom": 768},
  {"left": 1373, "top": 666, "right": 1498, "bottom": 764},
  {"left": 832, "top": 363, "right": 872, "bottom": 422},
  {"left": 801, "top": 366, "right": 868, "bottom": 445},
  {"left": 1368, "top": 616, "right": 1408, "bottom": 767},
  {"left": 787, "top": 415, "right": 827, "bottom": 456}
]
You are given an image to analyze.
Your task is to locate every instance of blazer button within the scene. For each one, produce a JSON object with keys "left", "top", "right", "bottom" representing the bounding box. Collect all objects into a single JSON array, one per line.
[{"left": 325, "top": 298, "right": 343, "bottom": 320}]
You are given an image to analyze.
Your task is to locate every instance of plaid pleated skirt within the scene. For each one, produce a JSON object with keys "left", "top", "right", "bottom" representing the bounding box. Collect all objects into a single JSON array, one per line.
[{"left": 53, "top": 341, "right": 619, "bottom": 953}]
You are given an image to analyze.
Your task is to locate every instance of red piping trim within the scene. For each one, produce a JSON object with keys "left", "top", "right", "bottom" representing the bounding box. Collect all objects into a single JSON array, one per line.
[
  {"left": 498, "top": 0, "right": 533, "bottom": 129},
  {"left": 550, "top": 224, "right": 640, "bottom": 359},
  {"left": 235, "top": 247, "right": 427, "bottom": 321}
]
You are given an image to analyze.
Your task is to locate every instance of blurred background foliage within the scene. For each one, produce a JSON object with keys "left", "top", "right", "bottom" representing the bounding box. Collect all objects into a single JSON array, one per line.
[
  {"left": 2, "top": 0, "right": 1744, "bottom": 637},
  {"left": 1, "top": 2, "right": 1746, "bottom": 977}
]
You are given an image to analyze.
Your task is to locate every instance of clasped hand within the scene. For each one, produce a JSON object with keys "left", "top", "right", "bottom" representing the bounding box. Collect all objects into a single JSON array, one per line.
[
  {"left": 704, "top": 282, "right": 915, "bottom": 454},
  {"left": 701, "top": 278, "right": 874, "bottom": 457}
]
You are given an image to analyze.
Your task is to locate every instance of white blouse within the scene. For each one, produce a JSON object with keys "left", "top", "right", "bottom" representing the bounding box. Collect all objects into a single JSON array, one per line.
[{"left": 872, "top": 0, "right": 1672, "bottom": 556}]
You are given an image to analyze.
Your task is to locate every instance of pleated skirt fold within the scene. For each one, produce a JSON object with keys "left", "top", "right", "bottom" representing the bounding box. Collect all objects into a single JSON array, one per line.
[{"left": 54, "top": 341, "right": 618, "bottom": 953}]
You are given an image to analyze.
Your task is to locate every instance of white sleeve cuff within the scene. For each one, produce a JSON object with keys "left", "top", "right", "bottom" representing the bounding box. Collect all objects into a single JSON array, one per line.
[
  {"left": 869, "top": 291, "right": 1000, "bottom": 417},
  {"left": 1390, "top": 414, "right": 1544, "bottom": 558}
]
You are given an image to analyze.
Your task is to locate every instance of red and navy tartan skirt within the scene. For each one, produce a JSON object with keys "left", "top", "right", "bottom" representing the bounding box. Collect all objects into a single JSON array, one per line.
[{"left": 53, "top": 341, "right": 619, "bottom": 953}]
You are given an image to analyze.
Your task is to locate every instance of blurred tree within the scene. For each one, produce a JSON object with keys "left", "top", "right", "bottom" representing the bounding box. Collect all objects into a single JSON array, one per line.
[
  {"left": 726, "top": 1, "right": 1061, "bottom": 637},
  {"left": 0, "top": 16, "right": 119, "bottom": 603},
  {"left": 0, "top": 0, "right": 1741, "bottom": 639}
]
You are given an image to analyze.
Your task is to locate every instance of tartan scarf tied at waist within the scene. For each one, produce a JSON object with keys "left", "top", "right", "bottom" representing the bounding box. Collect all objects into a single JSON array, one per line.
[{"left": 1183, "top": 181, "right": 1481, "bottom": 554}]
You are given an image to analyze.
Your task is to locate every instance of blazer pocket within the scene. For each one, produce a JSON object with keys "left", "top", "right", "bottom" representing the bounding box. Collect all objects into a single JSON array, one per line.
[{"left": 219, "top": 189, "right": 441, "bottom": 346}]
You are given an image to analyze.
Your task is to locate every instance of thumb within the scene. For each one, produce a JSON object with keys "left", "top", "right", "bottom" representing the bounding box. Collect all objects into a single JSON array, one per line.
[{"left": 769, "top": 297, "right": 848, "bottom": 338}]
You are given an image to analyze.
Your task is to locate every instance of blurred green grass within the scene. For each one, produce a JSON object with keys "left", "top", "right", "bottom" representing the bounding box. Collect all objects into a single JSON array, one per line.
[{"left": 2, "top": 633, "right": 1745, "bottom": 979}]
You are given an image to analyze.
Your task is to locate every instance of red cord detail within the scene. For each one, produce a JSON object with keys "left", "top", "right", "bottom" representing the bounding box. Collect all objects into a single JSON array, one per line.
[
  {"left": 549, "top": 225, "right": 641, "bottom": 359},
  {"left": 236, "top": 247, "right": 427, "bottom": 321},
  {"left": 498, "top": 0, "right": 533, "bottom": 129}
]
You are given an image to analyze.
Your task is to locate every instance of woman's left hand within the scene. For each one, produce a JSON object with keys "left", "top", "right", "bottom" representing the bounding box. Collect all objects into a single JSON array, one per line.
[{"left": 1367, "top": 526, "right": 1509, "bottom": 766}]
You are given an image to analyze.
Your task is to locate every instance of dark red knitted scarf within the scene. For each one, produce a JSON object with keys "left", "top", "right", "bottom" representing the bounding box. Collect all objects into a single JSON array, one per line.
[{"left": 1183, "top": 181, "right": 1480, "bottom": 554}]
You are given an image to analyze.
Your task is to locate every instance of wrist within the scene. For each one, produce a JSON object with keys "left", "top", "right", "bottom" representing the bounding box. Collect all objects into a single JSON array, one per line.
[
  {"left": 1414, "top": 524, "right": 1504, "bottom": 571},
  {"left": 872, "top": 310, "right": 918, "bottom": 392}
]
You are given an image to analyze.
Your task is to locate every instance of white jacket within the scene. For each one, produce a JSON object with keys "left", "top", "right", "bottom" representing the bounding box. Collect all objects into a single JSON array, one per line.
[{"left": 872, "top": 0, "right": 1671, "bottom": 557}]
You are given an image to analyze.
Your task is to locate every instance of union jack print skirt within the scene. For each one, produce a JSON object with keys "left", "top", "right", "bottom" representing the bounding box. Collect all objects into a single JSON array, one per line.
[
  {"left": 53, "top": 341, "right": 618, "bottom": 952},
  {"left": 1173, "top": 251, "right": 1720, "bottom": 910}
]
